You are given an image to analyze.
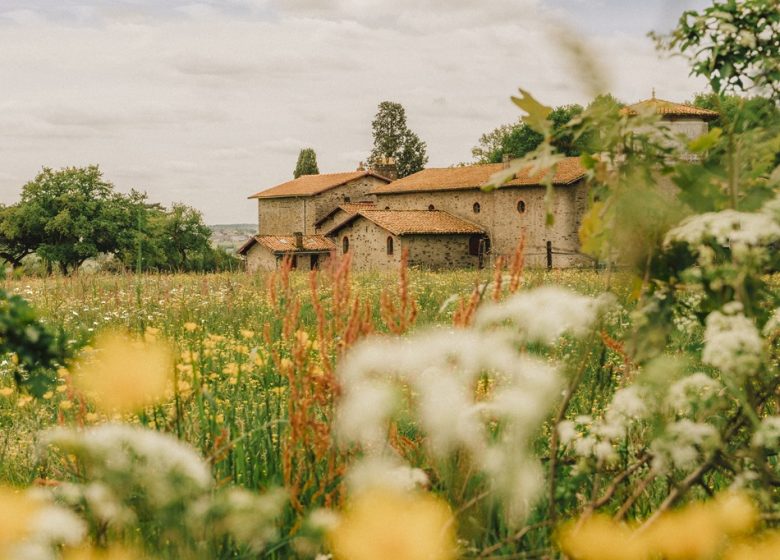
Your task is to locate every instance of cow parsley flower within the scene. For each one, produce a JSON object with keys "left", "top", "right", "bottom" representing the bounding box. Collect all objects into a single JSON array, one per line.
[
  {"left": 702, "top": 310, "right": 762, "bottom": 378},
  {"left": 664, "top": 210, "right": 780, "bottom": 248},
  {"left": 751, "top": 416, "right": 780, "bottom": 449},
  {"left": 651, "top": 420, "right": 720, "bottom": 472},
  {"left": 666, "top": 373, "right": 723, "bottom": 416}
]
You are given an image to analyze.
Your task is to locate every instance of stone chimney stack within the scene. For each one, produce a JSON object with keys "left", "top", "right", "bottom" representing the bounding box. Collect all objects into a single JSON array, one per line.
[
  {"left": 371, "top": 155, "right": 399, "bottom": 180},
  {"left": 294, "top": 231, "right": 303, "bottom": 249}
]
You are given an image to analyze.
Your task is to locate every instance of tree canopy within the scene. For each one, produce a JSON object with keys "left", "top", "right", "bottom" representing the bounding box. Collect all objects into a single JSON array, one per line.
[
  {"left": 367, "top": 101, "right": 428, "bottom": 178},
  {"left": 472, "top": 103, "right": 602, "bottom": 164},
  {"left": 0, "top": 166, "right": 236, "bottom": 274},
  {"left": 293, "top": 148, "right": 319, "bottom": 178}
]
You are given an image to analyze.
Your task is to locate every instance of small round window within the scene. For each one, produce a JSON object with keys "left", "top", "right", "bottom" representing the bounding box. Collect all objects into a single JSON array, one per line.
[
  {"left": 473, "top": 202, "right": 481, "bottom": 214},
  {"left": 342, "top": 236, "right": 349, "bottom": 253},
  {"left": 517, "top": 200, "right": 526, "bottom": 213},
  {"left": 428, "top": 204, "right": 435, "bottom": 211}
]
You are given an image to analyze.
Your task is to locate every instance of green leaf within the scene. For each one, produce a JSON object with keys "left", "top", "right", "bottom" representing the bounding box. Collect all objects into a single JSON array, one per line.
[
  {"left": 510, "top": 89, "right": 552, "bottom": 134},
  {"left": 688, "top": 127, "right": 722, "bottom": 153}
]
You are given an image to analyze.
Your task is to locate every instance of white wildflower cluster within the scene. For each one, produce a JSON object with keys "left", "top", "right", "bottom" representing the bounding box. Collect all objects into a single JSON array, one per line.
[
  {"left": 42, "top": 424, "right": 284, "bottom": 551},
  {"left": 665, "top": 372, "right": 724, "bottom": 417},
  {"left": 663, "top": 209, "right": 780, "bottom": 250},
  {"left": 751, "top": 416, "right": 780, "bottom": 450},
  {"left": 650, "top": 419, "right": 720, "bottom": 473},
  {"left": 762, "top": 307, "right": 780, "bottom": 337},
  {"left": 4, "top": 489, "right": 86, "bottom": 560},
  {"left": 337, "top": 286, "right": 610, "bottom": 523},
  {"left": 44, "top": 423, "right": 212, "bottom": 520},
  {"left": 190, "top": 487, "right": 286, "bottom": 553},
  {"left": 558, "top": 385, "right": 650, "bottom": 466},
  {"left": 474, "top": 287, "right": 614, "bottom": 344},
  {"left": 702, "top": 305, "right": 763, "bottom": 378}
]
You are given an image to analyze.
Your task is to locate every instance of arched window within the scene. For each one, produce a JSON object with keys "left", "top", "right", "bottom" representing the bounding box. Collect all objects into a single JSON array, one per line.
[
  {"left": 342, "top": 236, "right": 349, "bottom": 254},
  {"left": 473, "top": 202, "right": 481, "bottom": 214},
  {"left": 428, "top": 204, "right": 435, "bottom": 211},
  {"left": 387, "top": 236, "right": 394, "bottom": 255},
  {"left": 385, "top": 206, "right": 390, "bottom": 210},
  {"left": 517, "top": 200, "right": 526, "bottom": 213}
]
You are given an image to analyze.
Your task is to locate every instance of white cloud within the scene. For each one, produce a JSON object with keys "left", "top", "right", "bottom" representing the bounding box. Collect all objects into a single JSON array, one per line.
[{"left": 0, "top": 1, "right": 708, "bottom": 223}]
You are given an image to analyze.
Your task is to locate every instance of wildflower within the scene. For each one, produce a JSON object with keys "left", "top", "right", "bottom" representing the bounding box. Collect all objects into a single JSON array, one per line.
[
  {"left": 240, "top": 329, "right": 255, "bottom": 339},
  {"left": 664, "top": 209, "right": 780, "bottom": 248},
  {"left": 0, "top": 387, "right": 13, "bottom": 397},
  {"left": 60, "top": 400, "right": 74, "bottom": 410},
  {"left": 0, "top": 486, "right": 39, "bottom": 548},
  {"left": 17, "top": 395, "right": 33, "bottom": 408},
  {"left": 183, "top": 322, "right": 198, "bottom": 332},
  {"left": 702, "top": 310, "right": 762, "bottom": 378},
  {"left": 73, "top": 330, "right": 173, "bottom": 413},
  {"left": 651, "top": 420, "right": 720, "bottom": 472},
  {"left": 666, "top": 373, "right": 723, "bottom": 415},
  {"left": 329, "top": 488, "right": 456, "bottom": 560},
  {"left": 558, "top": 515, "right": 647, "bottom": 560}
]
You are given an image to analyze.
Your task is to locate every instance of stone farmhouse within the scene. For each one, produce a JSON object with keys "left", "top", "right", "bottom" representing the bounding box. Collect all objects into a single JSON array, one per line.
[{"left": 239, "top": 97, "right": 717, "bottom": 272}]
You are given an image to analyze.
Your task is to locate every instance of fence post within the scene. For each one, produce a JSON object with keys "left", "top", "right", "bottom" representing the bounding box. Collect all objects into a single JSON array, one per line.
[{"left": 546, "top": 241, "right": 552, "bottom": 270}]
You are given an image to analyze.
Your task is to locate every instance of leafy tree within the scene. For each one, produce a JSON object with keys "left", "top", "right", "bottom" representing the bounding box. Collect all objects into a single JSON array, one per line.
[
  {"left": 367, "top": 101, "right": 428, "bottom": 178},
  {"left": 16, "top": 166, "right": 135, "bottom": 274},
  {"left": 0, "top": 204, "right": 38, "bottom": 267},
  {"left": 293, "top": 148, "right": 320, "bottom": 178},
  {"left": 658, "top": 0, "right": 780, "bottom": 101},
  {"left": 472, "top": 104, "right": 587, "bottom": 163}
]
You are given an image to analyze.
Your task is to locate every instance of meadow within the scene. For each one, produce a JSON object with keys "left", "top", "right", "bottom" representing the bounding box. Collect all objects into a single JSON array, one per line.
[{"left": 0, "top": 261, "right": 642, "bottom": 558}]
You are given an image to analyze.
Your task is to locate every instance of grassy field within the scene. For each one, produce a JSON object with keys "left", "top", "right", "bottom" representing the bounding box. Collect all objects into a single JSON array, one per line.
[{"left": 0, "top": 264, "right": 643, "bottom": 558}]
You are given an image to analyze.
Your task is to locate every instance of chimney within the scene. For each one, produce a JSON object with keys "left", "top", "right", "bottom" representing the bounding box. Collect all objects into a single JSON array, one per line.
[
  {"left": 370, "top": 155, "right": 399, "bottom": 180},
  {"left": 293, "top": 231, "right": 303, "bottom": 249},
  {"left": 502, "top": 153, "right": 511, "bottom": 168}
]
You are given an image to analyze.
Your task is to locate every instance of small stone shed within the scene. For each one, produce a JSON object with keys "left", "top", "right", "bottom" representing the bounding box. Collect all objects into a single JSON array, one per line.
[
  {"left": 238, "top": 233, "right": 335, "bottom": 272},
  {"left": 248, "top": 171, "right": 390, "bottom": 235},
  {"left": 325, "top": 209, "right": 487, "bottom": 272},
  {"left": 369, "top": 157, "right": 590, "bottom": 267}
]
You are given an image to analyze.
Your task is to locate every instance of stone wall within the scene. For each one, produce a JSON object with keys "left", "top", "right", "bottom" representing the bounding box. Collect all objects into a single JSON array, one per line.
[
  {"left": 372, "top": 180, "right": 592, "bottom": 268},
  {"left": 257, "top": 176, "right": 386, "bottom": 235},
  {"left": 245, "top": 243, "right": 279, "bottom": 273},
  {"left": 404, "top": 234, "right": 480, "bottom": 269},
  {"left": 244, "top": 243, "right": 331, "bottom": 272},
  {"left": 315, "top": 208, "right": 350, "bottom": 234},
  {"left": 332, "top": 218, "right": 402, "bottom": 272},
  {"left": 332, "top": 217, "right": 480, "bottom": 271}
]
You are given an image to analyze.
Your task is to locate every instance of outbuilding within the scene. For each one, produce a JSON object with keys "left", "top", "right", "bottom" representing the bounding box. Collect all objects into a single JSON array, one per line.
[{"left": 238, "top": 233, "right": 335, "bottom": 272}]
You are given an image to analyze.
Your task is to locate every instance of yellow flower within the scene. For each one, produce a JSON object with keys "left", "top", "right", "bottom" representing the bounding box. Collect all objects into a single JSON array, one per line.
[
  {"left": 724, "top": 532, "right": 780, "bottom": 560},
  {"left": 85, "top": 412, "right": 99, "bottom": 423},
  {"left": 42, "top": 391, "right": 54, "bottom": 400},
  {"left": 0, "top": 486, "right": 38, "bottom": 548},
  {"left": 63, "top": 546, "right": 140, "bottom": 560},
  {"left": 240, "top": 329, "right": 255, "bottom": 339},
  {"left": 215, "top": 413, "right": 224, "bottom": 424},
  {"left": 17, "top": 395, "right": 33, "bottom": 408},
  {"left": 0, "top": 387, "right": 13, "bottom": 397},
  {"left": 56, "top": 384, "right": 68, "bottom": 393},
  {"left": 329, "top": 488, "right": 456, "bottom": 560},
  {"left": 73, "top": 330, "right": 173, "bottom": 414},
  {"left": 144, "top": 326, "right": 160, "bottom": 343},
  {"left": 558, "top": 515, "right": 648, "bottom": 560},
  {"left": 183, "top": 322, "right": 198, "bottom": 332},
  {"left": 60, "top": 400, "right": 74, "bottom": 410}
]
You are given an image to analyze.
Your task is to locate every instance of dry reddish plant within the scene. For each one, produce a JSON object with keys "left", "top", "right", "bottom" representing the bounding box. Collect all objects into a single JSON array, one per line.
[{"left": 380, "top": 248, "right": 419, "bottom": 335}]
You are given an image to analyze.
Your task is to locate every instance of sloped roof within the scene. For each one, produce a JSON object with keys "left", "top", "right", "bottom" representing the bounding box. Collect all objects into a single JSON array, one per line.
[
  {"left": 371, "top": 157, "right": 585, "bottom": 194},
  {"left": 622, "top": 98, "right": 719, "bottom": 120},
  {"left": 248, "top": 171, "right": 391, "bottom": 199},
  {"left": 237, "top": 235, "right": 336, "bottom": 255},
  {"left": 314, "top": 201, "right": 376, "bottom": 228},
  {"left": 326, "top": 210, "right": 484, "bottom": 237}
]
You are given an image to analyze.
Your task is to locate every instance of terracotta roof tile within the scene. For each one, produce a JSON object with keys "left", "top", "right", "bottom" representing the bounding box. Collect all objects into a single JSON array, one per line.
[
  {"left": 249, "top": 171, "right": 390, "bottom": 199},
  {"left": 371, "top": 156, "right": 585, "bottom": 194},
  {"left": 326, "top": 210, "right": 484, "bottom": 236},
  {"left": 622, "top": 98, "right": 719, "bottom": 119},
  {"left": 314, "top": 201, "right": 376, "bottom": 228},
  {"left": 238, "top": 235, "right": 335, "bottom": 255}
]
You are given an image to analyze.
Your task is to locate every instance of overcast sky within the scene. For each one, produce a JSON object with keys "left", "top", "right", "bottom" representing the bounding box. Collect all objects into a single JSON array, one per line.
[{"left": 0, "top": 0, "right": 711, "bottom": 224}]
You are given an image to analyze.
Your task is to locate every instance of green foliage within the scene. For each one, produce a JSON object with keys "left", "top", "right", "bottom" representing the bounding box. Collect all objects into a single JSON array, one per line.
[
  {"left": 472, "top": 101, "right": 605, "bottom": 163},
  {"left": 0, "top": 166, "right": 236, "bottom": 274},
  {"left": 0, "top": 289, "right": 67, "bottom": 396},
  {"left": 367, "top": 101, "right": 428, "bottom": 178},
  {"left": 660, "top": 0, "right": 780, "bottom": 101},
  {"left": 293, "top": 148, "right": 320, "bottom": 178}
]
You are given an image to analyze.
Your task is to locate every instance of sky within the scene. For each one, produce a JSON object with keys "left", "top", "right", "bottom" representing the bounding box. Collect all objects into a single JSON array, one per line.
[{"left": 0, "top": 0, "right": 711, "bottom": 224}]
